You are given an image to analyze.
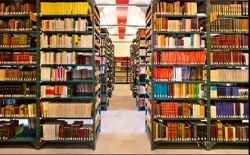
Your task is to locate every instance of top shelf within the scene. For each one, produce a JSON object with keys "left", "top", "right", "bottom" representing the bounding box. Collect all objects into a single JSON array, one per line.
[
  {"left": 40, "top": 14, "right": 91, "bottom": 18},
  {"left": 156, "top": 14, "right": 206, "bottom": 18}
]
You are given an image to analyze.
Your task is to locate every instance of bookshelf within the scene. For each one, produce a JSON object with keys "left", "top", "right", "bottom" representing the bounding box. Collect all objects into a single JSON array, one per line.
[
  {"left": 145, "top": 0, "right": 249, "bottom": 150},
  {"left": 100, "top": 28, "right": 109, "bottom": 111},
  {"left": 114, "top": 57, "right": 130, "bottom": 84},
  {"left": 106, "top": 40, "right": 115, "bottom": 98},
  {"left": 39, "top": 0, "right": 101, "bottom": 149},
  {"left": 0, "top": 0, "right": 38, "bottom": 147},
  {"left": 145, "top": 0, "right": 206, "bottom": 150},
  {"left": 109, "top": 44, "right": 115, "bottom": 92},
  {"left": 130, "top": 39, "right": 137, "bottom": 97},
  {"left": 206, "top": 0, "right": 249, "bottom": 149},
  {"left": 0, "top": 0, "right": 101, "bottom": 149},
  {"left": 135, "top": 28, "right": 147, "bottom": 111}
]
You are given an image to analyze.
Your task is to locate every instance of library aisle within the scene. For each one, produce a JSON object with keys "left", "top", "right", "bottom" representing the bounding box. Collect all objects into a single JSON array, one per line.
[{"left": 0, "top": 85, "right": 248, "bottom": 154}]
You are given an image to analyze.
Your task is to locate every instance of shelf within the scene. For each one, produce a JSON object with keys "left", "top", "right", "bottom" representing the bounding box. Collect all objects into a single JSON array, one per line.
[
  {"left": 216, "top": 15, "right": 249, "bottom": 18},
  {"left": 153, "top": 31, "right": 205, "bottom": 34},
  {"left": 0, "top": 48, "right": 37, "bottom": 51},
  {"left": 40, "top": 14, "right": 91, "bottom": 18},
  {"left": 156, "top": 14, "right": 205, "bottom": 18},
  {"left": 0, "top": 30, "right": 36, "bottom": 34},
  {"left": 41, "top": 64, "right": 94, "bottom": 67},
  {"left": 212, "top": 141, "right": 249, "bottom": 144},
  {"left": 210, "top": 48, "right": 249, "bottom": 51},
  {"left": 152, "top": 81, "right": 205, "bottom": 83},
  {"left": 210, "top": 118, "right": 249, "bottom": 121},
  {"left": 210, "top": 31, "right": 249, "bottom": 34},
  {"left": 153, "top": 117, "right": 206, "bottom": 120},
  {"left": 0, "top": 117, "right": 36, "bottom": 119},
  {"left": 209, "top": 81, "right": 248, "bottom": 84},
  {"left": 40, "top": 139, "right": 93, "bottom": 142},
  {"left": 0, "top": 14, "right": 30, "bottom": 18},
  {"left": 41, "top": 31, "right": 93, "bottom": 34},
  {"left": 154, "top": 140, "right": 198, "bottom": 143},
  {"left": 153, "top": 47, "right": 206, "bottom": 51},
  {"left": 0, "top": 64, "right": 36, "bottom": 67},
  {"left": 210, "top": 65, "right": 248, "bottom": 68},
  {"left": 41, "top": 117, "right": 93, "bottom": 119},
  {"left": 0, "top": 81, "right": 36, "bottom": 84},
  {"left": 210, "top": 98, "right": 248, "bottom": 101},
  {"left": 152, "top": 98, "right": 205, "bottom": 101},
  {"left": 0, "top": 137, "right": 36, "bottom": 143},
  {"left": 0, "top": 97, "right": 36, "bottom": 99},
  {"left": 40, "top": 48, "right": 97, "bottom": 52},
  {"left": 152, "top": 64, "right": 205, "bottom": 67},
  {"left": 41, "top": 80, "right": 97, "bottom": 84}
]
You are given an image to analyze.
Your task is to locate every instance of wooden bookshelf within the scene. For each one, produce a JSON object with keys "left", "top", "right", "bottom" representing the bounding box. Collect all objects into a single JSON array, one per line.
[{"left": 114, "top": 57, "right": 130, "bottom": 84}]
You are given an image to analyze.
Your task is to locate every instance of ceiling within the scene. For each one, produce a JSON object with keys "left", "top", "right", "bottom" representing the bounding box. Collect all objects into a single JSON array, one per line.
[{"left": 96, "top": 0, "right": 151, "bottom": 39}]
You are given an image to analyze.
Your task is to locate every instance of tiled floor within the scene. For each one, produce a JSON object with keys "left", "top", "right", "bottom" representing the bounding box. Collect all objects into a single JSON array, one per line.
[{"left": 0, "top": 84, "right": 248, "bottom": 154}]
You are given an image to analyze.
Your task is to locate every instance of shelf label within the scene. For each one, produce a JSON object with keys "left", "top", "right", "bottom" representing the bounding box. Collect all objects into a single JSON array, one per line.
[
  {"left": 30, "top": 12, "right": 36, "bottom": 22},
  {"left": 210, "top": 13, "right": 217, "bottom": 22}
]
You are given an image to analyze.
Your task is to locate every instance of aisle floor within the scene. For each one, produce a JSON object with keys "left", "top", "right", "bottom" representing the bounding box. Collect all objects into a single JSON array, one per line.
[{"left": 0, "top": 84, "right": 248, "bottom": 154}]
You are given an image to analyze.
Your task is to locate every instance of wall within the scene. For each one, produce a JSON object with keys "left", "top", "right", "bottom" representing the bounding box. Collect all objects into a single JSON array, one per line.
[{"left": 110, "top": 35, "right": 135, "bottom": 57}]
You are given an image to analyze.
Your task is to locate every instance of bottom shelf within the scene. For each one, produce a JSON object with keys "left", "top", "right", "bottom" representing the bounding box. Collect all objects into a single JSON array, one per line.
[{"left": 0, "top": 125, "right": 36, "bottom": 143}]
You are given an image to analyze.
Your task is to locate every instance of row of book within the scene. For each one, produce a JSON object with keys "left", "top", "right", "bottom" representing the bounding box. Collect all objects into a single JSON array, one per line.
[
  {"left": 0, "top": 19, "right": 33, "bottom": 31},
  {"left": 40, "top": 101, "right": 92, "bottom": 118},
  {"left": 0, "top": 103, "right": 36, "bottom": 117},
  {"left": 210, "top": 51, "right": 249, "bottom": 65},
  {"left": 40, "top": 84, "right": 99, "bottom": 98},
  {"left": 40, "top": 34, "right": 93, "bottom": 48},
  {"left": 0, "top": 34, "right": 35, "bottom": 48},
  {"left": 152, "top": 83, "right": 202, "bottom": 98},
  {"left": 153, "top": 121, "right": 206, "bottom": 141},
  {"left": 153, "top": 101, "right": 205, "bottom": 118},
  {"left": 208, "top": 85, "right": 248, "bottom": 99},
  {"left": 153, "top": 17, "right": 200, "bottom": 32},
  {"left": 153, "top": 34, "right": 204, "bottom": 48},
  {"left": 41, "top": 18, "right": 88, "bottom": 32},
  {"left": 138, "top": 98, "right": 146, "bottom": 107},
  {"left": 211, "top": 102, "right": 248, "bottom": 118},
  {"left": 40, "top": 2, "right": 90, "bottom": 15},
  {"left": 153, "top": 67, "right": 203, "bottom": 81},
  {"left": 210, "top": 122, "right": 249, "bottom": 142},
  {"left": 0, "top": 69, "right": 36, "bottom": 81},
  {"left": 137, "top": 29, "right": 145, "bottom": 37},
  {"left": 0, "top": 84, "right": 36, "bottom": 97},
  {"left": 153, "top": 1, "right": 198, "bottom": 15},
  {"left": 41, "top": 120, "right": 94, "bottom": 141},
  {"left": 0, "top": 52, "right": 36, "bottom": 64},
  {"left": 40, "top": 51, "right": 98, "bottom": 65},
  {"left": 153, "top": 51, "right": 207, "bottom": 65},
  {"left": 0, "top": 120, "right": 19, "bottom": 140},
  {"left": 210, "top": 18, "right": 248, "bottom": 32},
  {"left": 0, "top": 3, "right": 35, "bottom": 15},
  {"left": 210, "top": 35, "right": 248, "bottom": 49},
  {"left": 41, "top": 67, "right": 95, "bottom": 81},
  {"left": 152, "top": 121, "right": 249, "bottom": 142},
  {"left": 207, "top": 69, "right": 248, "bottom": 82},
  {"left": 210, "top": 3, "right": 248, "bottom": 16}
]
